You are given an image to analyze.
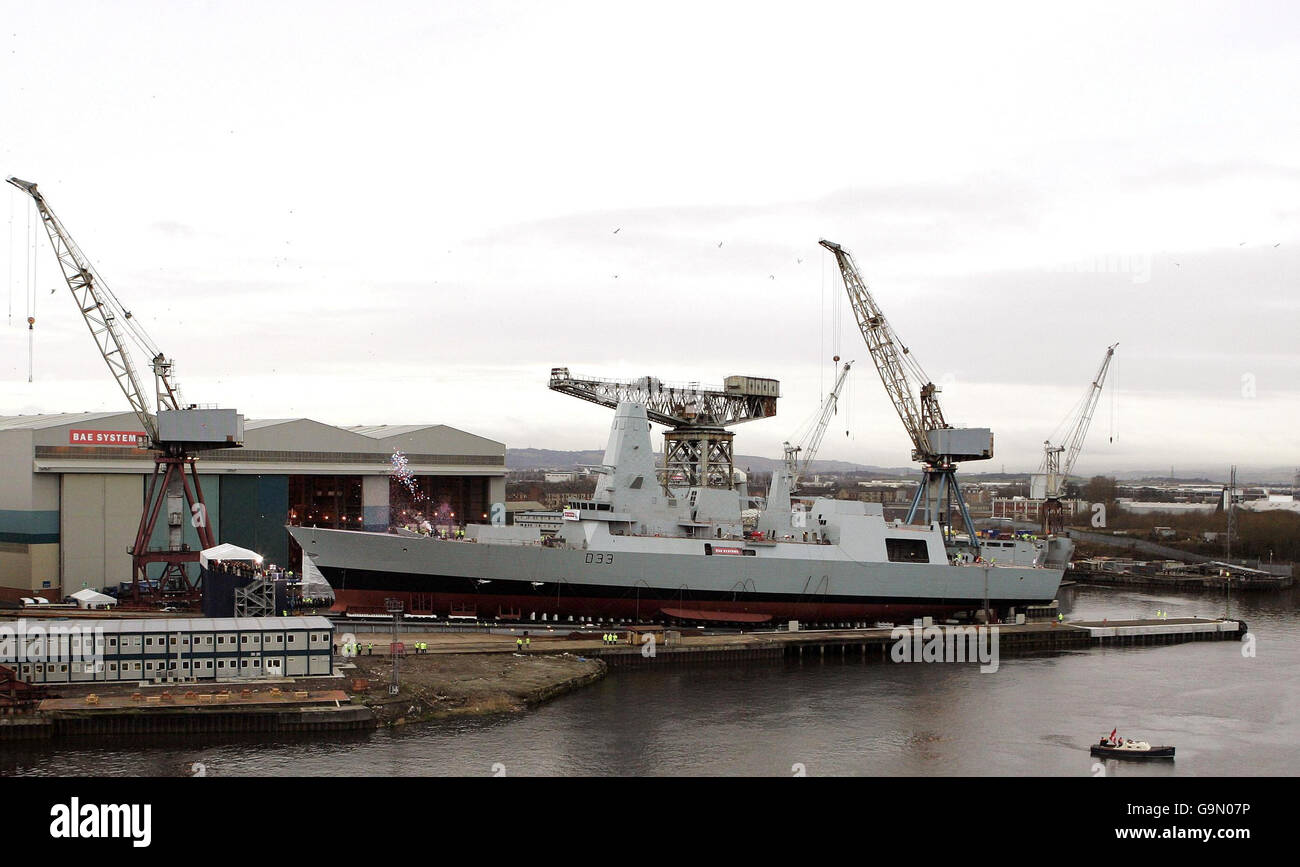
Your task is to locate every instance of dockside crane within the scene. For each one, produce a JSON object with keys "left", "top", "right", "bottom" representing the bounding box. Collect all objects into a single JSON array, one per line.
[
  {"left": 820, "top": 239, "right": 993, "bottom": 548},
  {"left": 7, "top": 177, "right": 243, "bottom": 604},
  {"left": 757, "top": 359, "right": 852, "bottom": 537},
  {"left": 548, "top": 368, "right": 779, "bottom": 489},
  {"left": 1034, "top": 343, "right": 1117, "bottom": 535}
]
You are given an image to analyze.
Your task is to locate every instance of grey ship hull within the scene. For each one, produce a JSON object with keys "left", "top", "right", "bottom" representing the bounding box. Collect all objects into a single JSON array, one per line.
[{"left": 291, "top": 525, "right": 1064, "bottom": 624}]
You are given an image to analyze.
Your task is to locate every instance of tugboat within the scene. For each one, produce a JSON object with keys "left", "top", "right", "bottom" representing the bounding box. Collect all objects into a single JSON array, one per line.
[{"left": 1090, "top": 732, "right": 1175, "bottom": 759}]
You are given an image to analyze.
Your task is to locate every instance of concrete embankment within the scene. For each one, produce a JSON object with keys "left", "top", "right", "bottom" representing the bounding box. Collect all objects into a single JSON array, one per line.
[
  {"left": 1068, "top": 569, "right": 1292, "bottom": 591},
  {"left": 14, "top": 689, "right": 374, "bottom": 739},
  {"left": 346, "top": 652, "right": 606, "bottom": 726},
  {"left": 544, "top": 618, "right": 1246, "bottom": 668},
  {"left": 339, "top": 617, "right": 1247, "bottom": 671}
]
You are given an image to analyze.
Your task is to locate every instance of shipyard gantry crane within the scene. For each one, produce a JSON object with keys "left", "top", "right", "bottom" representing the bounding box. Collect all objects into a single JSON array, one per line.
[
  {"left": 757, "top": 359, "right": 852, "bottom": 537},
  {"left": 7, "top": 177, "right": 243, "bottom": 604},
  {"left": 548, "top": 368, "right": 779, "bottom": 488},
  {"left": 820, "top": 239, "right": 992, "bottom": 548},
  {"left": 1034, "top": 343, "right": 1117, "bottom": 535}
]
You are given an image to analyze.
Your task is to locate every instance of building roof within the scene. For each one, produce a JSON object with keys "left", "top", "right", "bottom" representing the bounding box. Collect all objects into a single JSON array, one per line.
[
  {"left": 7, "top": 411, "right": 505, "bottom": 470},
  {"left": 39, "top": 616, "right": 333, "bottom": 634},
  {"left": 0, "top": 412, "right": 135, "bottom": 431},
  {"left": 241, "top": 418, "right": 302, "bottom": 430},
  {"left": 346, "top": 423, "right": 504, "bottom": 453},
  {"left": 348, "top": 424, "right": 433, "bottom": 438}
]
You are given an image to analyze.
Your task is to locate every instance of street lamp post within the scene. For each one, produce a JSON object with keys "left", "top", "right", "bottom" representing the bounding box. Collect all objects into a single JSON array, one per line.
[{"left": 385, "top": 597, "right": 404, "bottom": 696}]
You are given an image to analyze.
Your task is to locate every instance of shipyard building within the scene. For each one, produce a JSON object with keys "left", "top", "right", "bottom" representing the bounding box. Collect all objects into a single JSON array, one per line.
[{"left": 0, "top": 413, "right": 505, "bottom": 602}]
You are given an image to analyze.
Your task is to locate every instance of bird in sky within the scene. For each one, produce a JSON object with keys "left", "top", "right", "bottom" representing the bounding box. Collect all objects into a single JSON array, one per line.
[
  {"left": 717, "top": 241, "right": 723, "bottom": 248},
  {"left": 613, "top": 227, "right": 621, "bottom": 234}
]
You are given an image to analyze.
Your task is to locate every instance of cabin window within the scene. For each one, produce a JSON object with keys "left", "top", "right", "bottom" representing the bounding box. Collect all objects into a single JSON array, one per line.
[
  {"left": 704, "top": 543, "right": 713, "bottom": 555},
  {"left": 886, "top": 538, "right": 930, "bottom": 563},
  {"left": 629, "top": 476, "right": 643, "bottom": 489},
  {"left": 742, "top": 549, "right": 756, "bottom": 557}
]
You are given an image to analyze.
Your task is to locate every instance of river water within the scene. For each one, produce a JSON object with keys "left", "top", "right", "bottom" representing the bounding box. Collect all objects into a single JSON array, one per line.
[{"left": 5, "top": 584, "right": 1297, "bottom": 777}]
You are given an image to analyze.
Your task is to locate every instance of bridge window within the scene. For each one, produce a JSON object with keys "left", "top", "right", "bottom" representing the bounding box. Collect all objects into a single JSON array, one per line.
[{"left": 886, "top": 538, "right": 930, "bottom": 563}]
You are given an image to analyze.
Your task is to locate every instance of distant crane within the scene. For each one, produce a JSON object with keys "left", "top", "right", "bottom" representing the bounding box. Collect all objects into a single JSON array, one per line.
[
  {"left": 1034, "top": 343, "right": 1117, "bottom": 535},
  {"left": 782, "top": 359, "right": 853, "bottom": 487},
  {"left": 820, "top": 240, "right": 992, "bottom": 548},
  {"left": 8, "top": 177, "right": 243, "bottom": 604},
  {"left": 757, "top": 359, "right": 852, "bottom": 537},
  {"left": 548, "top": 367, "right": 779, "bottom": 489}
]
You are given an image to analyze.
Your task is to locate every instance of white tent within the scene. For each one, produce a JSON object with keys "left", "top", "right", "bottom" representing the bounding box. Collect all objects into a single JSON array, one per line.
[
  {"left": 199, "top": 543, "right": 264, "bottom": 568},
  {"left": 70, "top": 588, "right": 117, "bottom": 609}
]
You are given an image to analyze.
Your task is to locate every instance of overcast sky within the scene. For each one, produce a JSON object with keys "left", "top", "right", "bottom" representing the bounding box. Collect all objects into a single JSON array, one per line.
[{"left": 2, "top": 1, "right": 1297, "bottom": 478}]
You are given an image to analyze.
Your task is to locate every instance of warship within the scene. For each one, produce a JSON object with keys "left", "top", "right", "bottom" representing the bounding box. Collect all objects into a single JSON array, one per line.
[
  {"left": 290, "top": 399, "right": 1070, "bottom": 625},
  {"left": 293, "top": 240, "right": 1076, "bottom": 625}
]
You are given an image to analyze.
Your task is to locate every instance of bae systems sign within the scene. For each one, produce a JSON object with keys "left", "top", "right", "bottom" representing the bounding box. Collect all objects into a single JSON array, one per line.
[{"left": 69, "top": 430, "right": 146, "bottom": 446}]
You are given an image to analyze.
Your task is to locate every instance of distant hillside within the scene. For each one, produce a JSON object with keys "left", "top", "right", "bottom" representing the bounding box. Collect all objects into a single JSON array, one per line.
[
  {"left": 506, "top": 448, "right": 909, "bottom": 476},
  {"left": 507, "top": 451, "right": 1294, "bottom": 486}
]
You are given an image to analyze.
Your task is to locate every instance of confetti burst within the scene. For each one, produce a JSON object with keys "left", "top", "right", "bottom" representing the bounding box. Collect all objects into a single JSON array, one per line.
[{"left": 391, "top": 449, "right": 421, "bottom": 499}]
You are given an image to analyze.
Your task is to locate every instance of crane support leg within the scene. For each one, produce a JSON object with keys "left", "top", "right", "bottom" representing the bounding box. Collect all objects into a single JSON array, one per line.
[
  {"left": 180, "top": 458, "right": 216, "bottom": 550},
  {"left": 906, "top": 467, "right": 981, "bottom": 552},
  {"left": 129, "top": 454, "right": 209, "bottom": 605}
]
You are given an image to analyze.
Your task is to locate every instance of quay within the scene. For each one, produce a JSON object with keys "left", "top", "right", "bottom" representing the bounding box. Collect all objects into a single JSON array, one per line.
[
  {"left": 1067, "top": 568, "right": 1292, "bottom": 591},
  {"left": 336, "top": 615, "right": 1247, "bottom": 669},
  {"left": 5, "top": 688, "right": 374, "bottom": 740},
  {"left": 587, "top": 616, "right": 1247, "bottom": 667}
]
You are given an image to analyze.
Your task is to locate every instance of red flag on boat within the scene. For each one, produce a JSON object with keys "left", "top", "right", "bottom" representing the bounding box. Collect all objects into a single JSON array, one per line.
[{"left": 1108, "top": 728, "right": 1117, "bottom": 741}]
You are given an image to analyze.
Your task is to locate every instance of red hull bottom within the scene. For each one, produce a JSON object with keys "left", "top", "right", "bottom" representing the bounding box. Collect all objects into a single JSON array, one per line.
[{"left": 329, "top": 588, "right": 992, "bottom": 625}]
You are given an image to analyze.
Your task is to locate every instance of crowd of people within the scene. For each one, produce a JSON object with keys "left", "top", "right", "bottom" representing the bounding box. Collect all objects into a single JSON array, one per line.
[
  {"left": 207, "top": 558, "right": 334, "bottom": 614},
  {"left": 394, "top": 514, "right": 471, "bottom": 540}
]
